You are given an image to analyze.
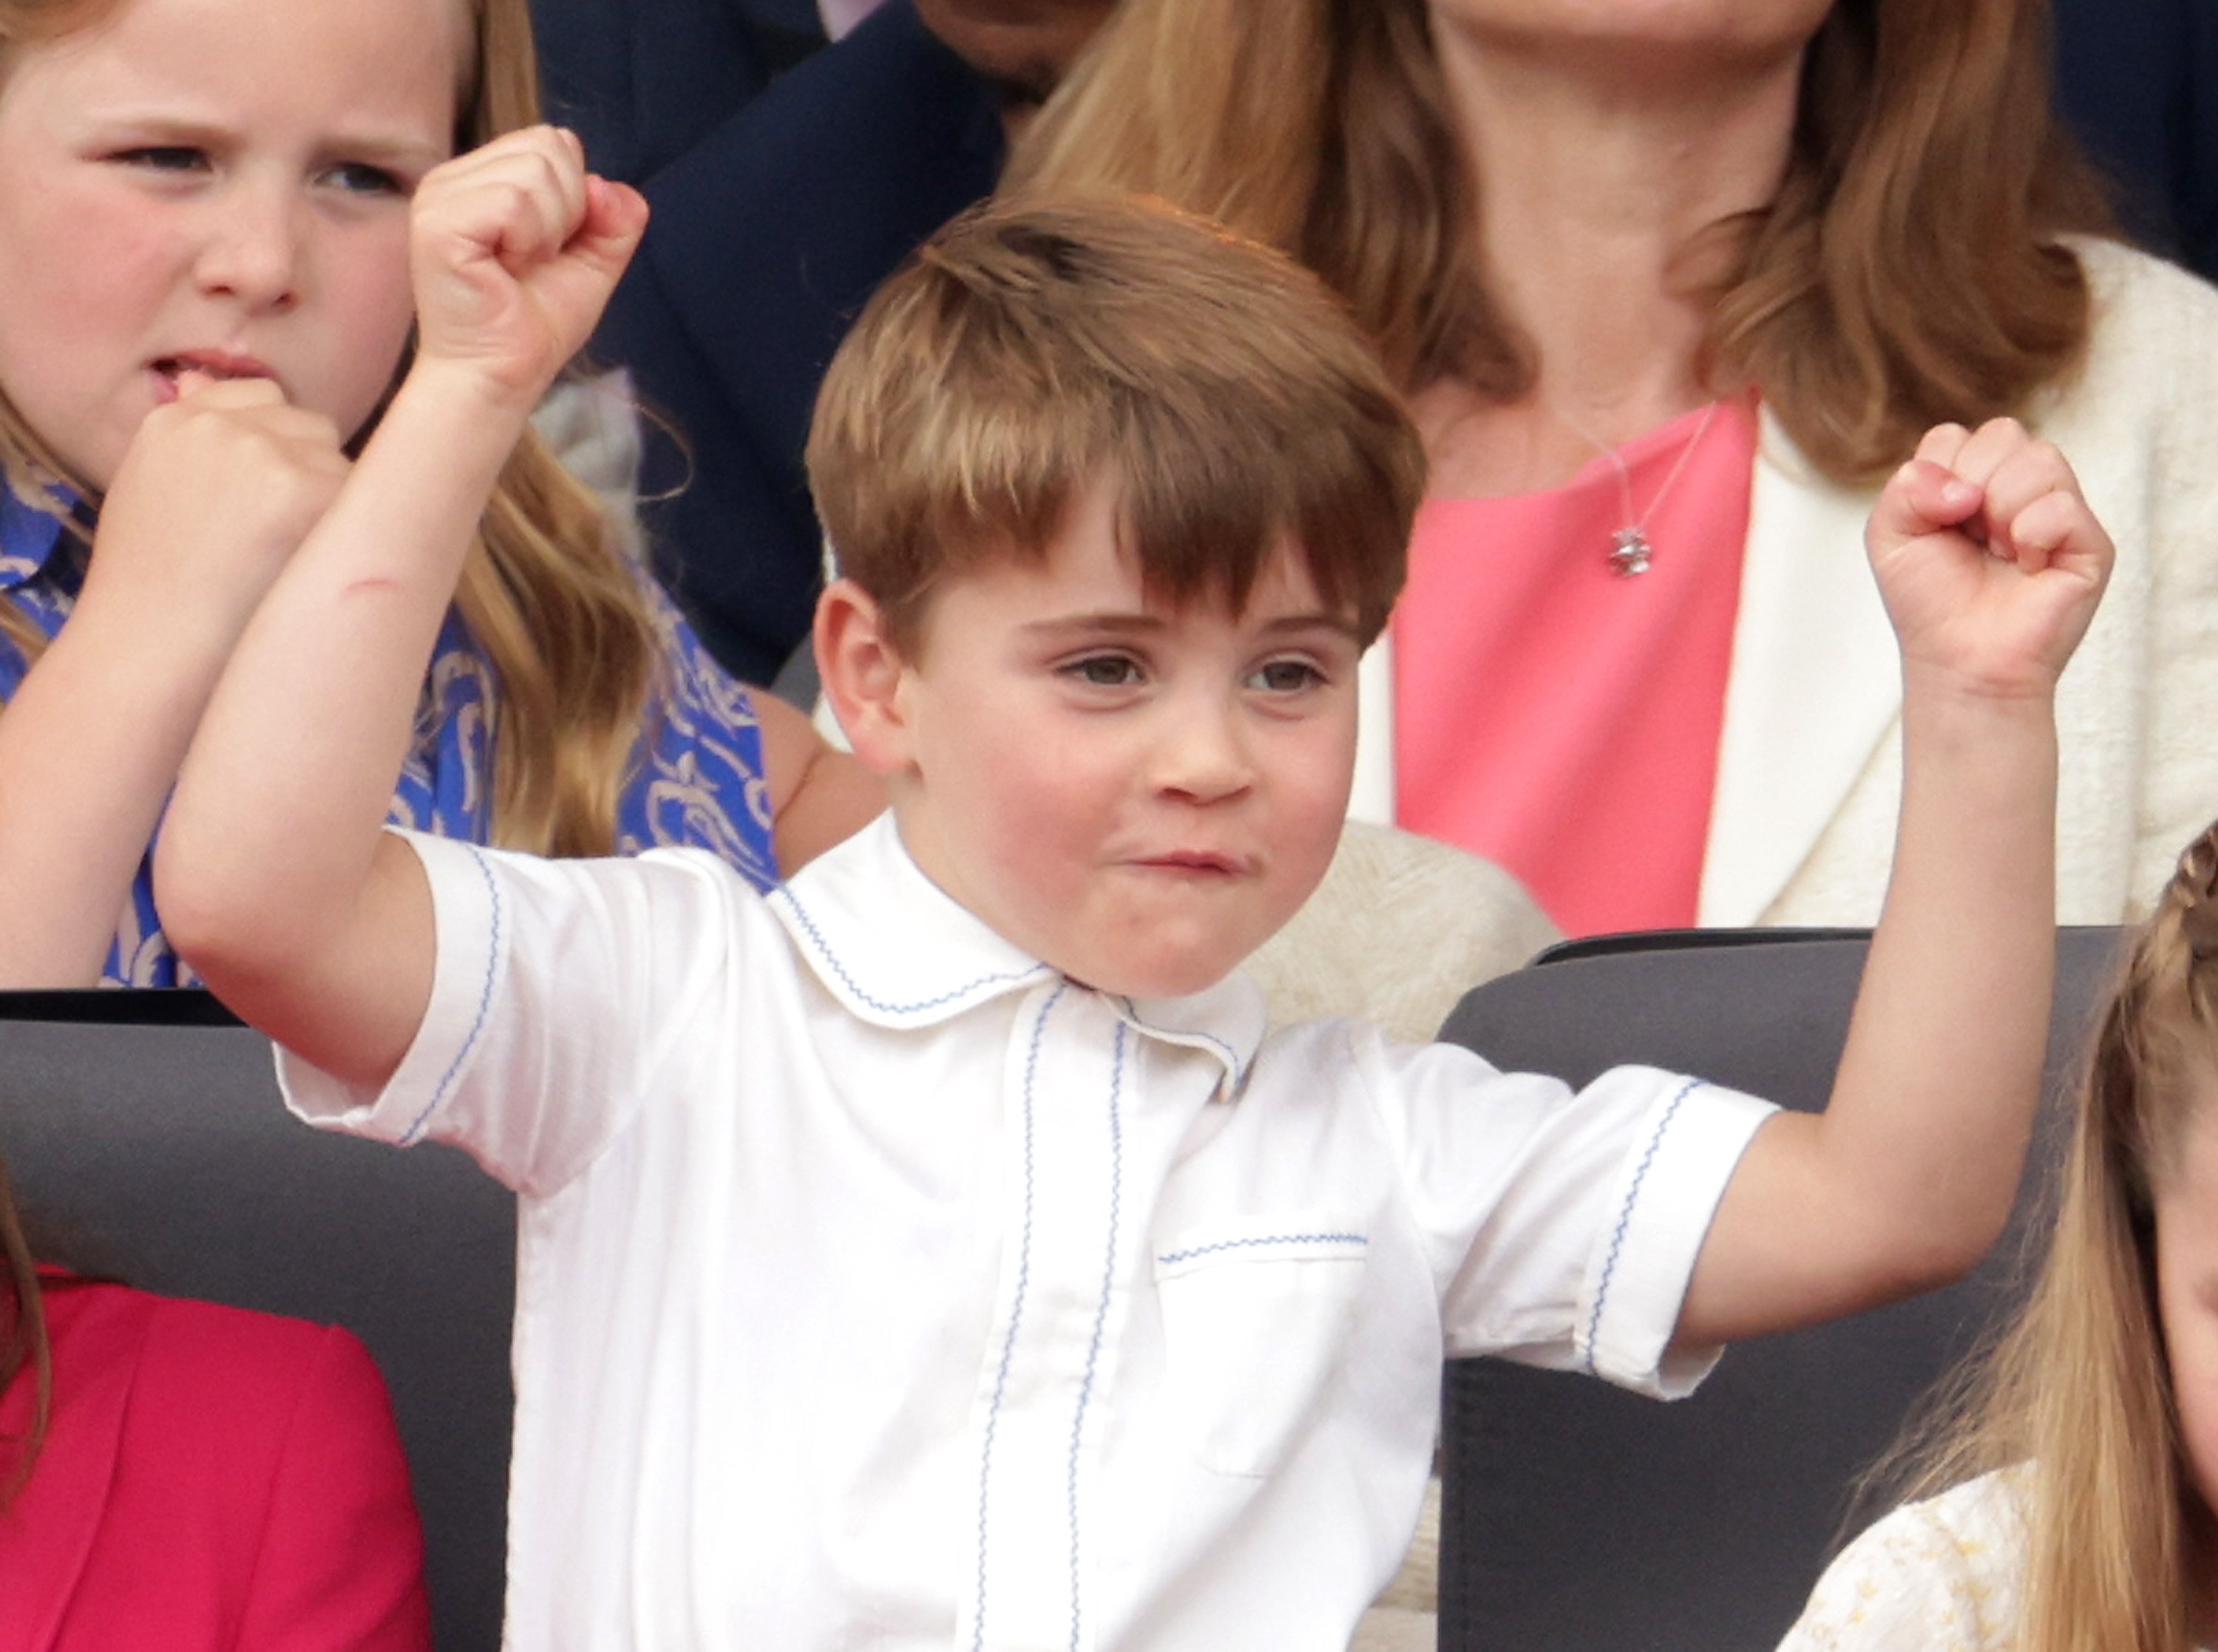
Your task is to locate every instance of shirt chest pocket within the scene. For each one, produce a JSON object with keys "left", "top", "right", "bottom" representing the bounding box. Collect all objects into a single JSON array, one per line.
[{"left": 1152, "top": 1223, "right": 1371, "bottom": 1479}]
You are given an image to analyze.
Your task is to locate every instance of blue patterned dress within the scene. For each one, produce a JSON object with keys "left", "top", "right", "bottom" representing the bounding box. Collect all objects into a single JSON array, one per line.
[{"left": 0, "top": 488, "right": 780, "bottom": 986}]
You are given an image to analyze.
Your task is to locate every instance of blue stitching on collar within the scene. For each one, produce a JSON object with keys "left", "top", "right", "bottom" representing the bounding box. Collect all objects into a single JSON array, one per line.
[
  {"left": 1156, "top": 1234, "right": 1369, "bottom": 1267},
  {"left": 974, "top": 980, "right": 1065, "bottom": 1651},
  {"left": 1115, "top": 998, "right": 1247, "bottom": 1086},
  {"left": 776, "top": 884, "right": 1045, "bottom": 1016},
  {"left": 1581, "top": 1077, "right": 1703, "bottom": 1375},
  {"left": 400, "top": 844, "right": 503, "bottom": 1146},
  {"left": 1066, "top": 1021, "right": 1125, "bottom": 1651}
]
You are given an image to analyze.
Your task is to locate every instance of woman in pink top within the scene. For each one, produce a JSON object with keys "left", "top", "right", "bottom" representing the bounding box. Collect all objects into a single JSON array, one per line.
[{"left": 1008, "top": 0, "right": 2218, "bottom": 937}]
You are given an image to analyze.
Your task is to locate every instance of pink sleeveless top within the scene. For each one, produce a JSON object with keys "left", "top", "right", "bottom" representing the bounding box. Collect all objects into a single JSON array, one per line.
[{"left": 1393, "top": 399, "right": 1757, "bottom": 937}]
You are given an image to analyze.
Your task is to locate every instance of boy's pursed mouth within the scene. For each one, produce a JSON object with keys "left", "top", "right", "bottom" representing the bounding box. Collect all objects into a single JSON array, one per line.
[{"left": 1128, "top": 851, "right": 1251, "bottom": 877}]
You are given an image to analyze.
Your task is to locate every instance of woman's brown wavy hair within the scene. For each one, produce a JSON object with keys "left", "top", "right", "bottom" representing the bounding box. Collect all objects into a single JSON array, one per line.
[
  {"left": 0, "top": 1145, "right": 50, "bottom": 1507},
  {"left": 0, "top": 0, "right": 658, "bottom": 856},
  {"left": 1008, "top": 0, "right": 2114, "bottom": 486}
]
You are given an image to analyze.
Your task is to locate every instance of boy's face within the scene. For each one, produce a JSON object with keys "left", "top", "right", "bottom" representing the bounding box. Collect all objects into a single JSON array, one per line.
[{"left": 881, "top": 486, "right": 1362, "bottom": 1000}]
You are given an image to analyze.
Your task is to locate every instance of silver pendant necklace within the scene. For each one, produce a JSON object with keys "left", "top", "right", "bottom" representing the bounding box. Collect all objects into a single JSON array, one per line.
[{"left": 1546, "top": 398, "right": 1723, "bottom": 577}]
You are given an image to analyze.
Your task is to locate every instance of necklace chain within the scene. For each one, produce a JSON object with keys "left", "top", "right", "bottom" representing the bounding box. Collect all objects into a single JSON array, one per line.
[{"left": 1544, "top": 398, "right": 1723, "bottom": 577}]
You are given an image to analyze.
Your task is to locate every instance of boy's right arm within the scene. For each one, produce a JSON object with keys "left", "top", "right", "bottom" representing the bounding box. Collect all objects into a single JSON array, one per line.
[
  {"left": 0, "top": 383, "right": 346, "bottom": 986},
  {"left": 157, "top": 129, "right": 648, "bottom": 1086},
  {"left": 1675, "top": 423, "right": 2109, "bottom": 1347}
]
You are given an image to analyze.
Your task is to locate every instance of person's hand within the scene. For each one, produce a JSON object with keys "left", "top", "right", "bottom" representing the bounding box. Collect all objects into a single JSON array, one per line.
[
  {"left": 82, "top": 373, "right": 350, "bottom": 650},
  {"left": 407, "top": 125, "right": 648, "bottom": 410},
  {"left": 1867, "top": 418, "right": 2113, "bottom": 700}
]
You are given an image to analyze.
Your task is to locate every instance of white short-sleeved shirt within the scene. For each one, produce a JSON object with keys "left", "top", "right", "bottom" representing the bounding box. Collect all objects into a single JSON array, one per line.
[
  {"left": 1778, "top": 1469, "right": 2212, "bottom": 1652},
  {"left": 282, "top": 814, "right": 1773, "bottom": 1651}
]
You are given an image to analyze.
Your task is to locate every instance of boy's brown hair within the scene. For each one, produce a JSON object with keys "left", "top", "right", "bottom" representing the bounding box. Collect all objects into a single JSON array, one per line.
[{"left": 807, "top": 193, "right": 1426, "bottom": 653}]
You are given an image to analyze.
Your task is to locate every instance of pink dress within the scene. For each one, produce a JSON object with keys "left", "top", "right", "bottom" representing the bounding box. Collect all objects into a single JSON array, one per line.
[{"left": 1394, "top": 400, "right": 1757, "bottom": 937}]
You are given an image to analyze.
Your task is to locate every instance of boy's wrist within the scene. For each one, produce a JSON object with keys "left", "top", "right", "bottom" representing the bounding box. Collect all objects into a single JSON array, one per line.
[
  {"left": 1897, "top": 664, "right": 2060, "bottom": 764},
  {"left": 1899, "top": 655, "right": 2061, "bottom": 717}
]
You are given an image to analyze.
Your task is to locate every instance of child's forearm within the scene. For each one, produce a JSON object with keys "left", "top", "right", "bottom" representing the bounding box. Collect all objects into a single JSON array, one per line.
[
  {"left": 0, "top": 609, "right": 230, "bottom": 985},
  {"left": 1676, "top": 426, "right": 2106, "bottom": 1347},
  {"left": 1680, "top": 676, "right": 2057, "bottom": 1344},
  {"left": 163, "top": 128, "right": 643, "bottom": 1073},
  {"left": 158, "top": 364, "right": 531, "bottom": 1068},
  {"left": 1834, "top": 670, "right": 2058, "bottom": 1248},
  {"left": 1808, "top": 679, "right": 2054, "bottom": 1269},
  {"left": 2, "top": 383, "right": 349, "bottom": 986}
]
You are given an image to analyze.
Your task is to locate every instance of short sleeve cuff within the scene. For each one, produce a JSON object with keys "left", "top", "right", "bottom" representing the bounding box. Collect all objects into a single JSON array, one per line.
[
  {"left": 277, "top": 828, "right": 507, "bottom": 1148},
  {"left": 1573, "top": 1078, "right": 1775, "bottom": 1399}
]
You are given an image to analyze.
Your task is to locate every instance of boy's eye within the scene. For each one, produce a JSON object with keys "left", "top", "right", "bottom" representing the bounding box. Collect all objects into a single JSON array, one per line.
[
  {"left": 1063, "top": 654, "right": 1144, "bottom": 688},
  {"left": 112, "top": 146, "right": 208, "bottom": 174},
  {"left": 1247, "top": 659, "right": 1325, "bottom": 693},
  {"left": 319, "top": 161, "right": 407, "bottom": 197}
]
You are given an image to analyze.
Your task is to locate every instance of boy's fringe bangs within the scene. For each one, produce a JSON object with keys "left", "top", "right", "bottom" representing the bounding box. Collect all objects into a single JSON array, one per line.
[{"left": 813, "top": 197, "right": 1424, "bottom": 652}]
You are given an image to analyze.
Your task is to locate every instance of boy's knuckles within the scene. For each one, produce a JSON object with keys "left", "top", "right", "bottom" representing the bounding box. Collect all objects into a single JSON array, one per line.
[
  {"left": 1985, "top": 455, "right": 2081, "bottom": 528},
  {"left": 1913, "top": 422, "right": 1972, "bottom": 463}
]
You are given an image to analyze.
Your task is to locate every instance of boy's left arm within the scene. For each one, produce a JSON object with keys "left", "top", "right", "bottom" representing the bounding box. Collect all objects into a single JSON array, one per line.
[{"left": 1675, "top": 419, "right": 2112, "bottom": 1349}]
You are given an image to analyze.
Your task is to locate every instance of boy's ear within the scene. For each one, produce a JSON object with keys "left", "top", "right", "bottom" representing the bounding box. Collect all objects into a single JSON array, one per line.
[{"left": 814, "top": 577, "right": 917, "bottom": 776}]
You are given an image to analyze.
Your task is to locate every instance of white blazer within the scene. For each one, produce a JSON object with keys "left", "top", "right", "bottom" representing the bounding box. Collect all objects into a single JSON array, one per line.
[{"left": 1352, "top": 240, "right": 2218, "bottom": 927}]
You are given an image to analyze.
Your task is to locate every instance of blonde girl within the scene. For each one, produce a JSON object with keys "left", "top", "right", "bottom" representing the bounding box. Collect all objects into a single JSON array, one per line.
[
  {"left": 1780, "top": 818, "right": 2218, "bottom": 1651},
  {"left": 0, "top": 0, "right": 869, "bottom": 988}
]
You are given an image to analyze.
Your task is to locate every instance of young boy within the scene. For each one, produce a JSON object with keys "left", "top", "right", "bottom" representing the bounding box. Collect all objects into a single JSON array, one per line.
[{"left": 158, "top": 191, "right": 2112, "bottom": 1648}]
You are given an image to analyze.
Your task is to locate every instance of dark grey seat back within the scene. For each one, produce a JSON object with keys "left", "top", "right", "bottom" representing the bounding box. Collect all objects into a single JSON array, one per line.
[
  {"left": 1434, "top": 928, "right": 2121, "bottom": 1652},
  {"left": 0, "top": 993, "right": 515, "bottom": 1652}
]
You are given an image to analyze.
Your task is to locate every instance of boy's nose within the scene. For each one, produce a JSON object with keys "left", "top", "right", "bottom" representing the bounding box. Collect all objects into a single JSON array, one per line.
[
  {"left": 1151, "top": 701, "right": 1256, "bottom": 803},
  {"left": 194, "top": 183, "right": 305, "bottom": 313}
]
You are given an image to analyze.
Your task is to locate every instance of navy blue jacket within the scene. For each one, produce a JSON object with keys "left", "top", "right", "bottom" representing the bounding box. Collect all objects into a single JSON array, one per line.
[
  {"left": 2052, "top": 0, "right": 2218, "bottom": 279},
  {"left": 532, "top": 0, "right": 827, "bottom": 185},
  {"left": 590, "top": 1, "right": 1003, "bottom": 685}
]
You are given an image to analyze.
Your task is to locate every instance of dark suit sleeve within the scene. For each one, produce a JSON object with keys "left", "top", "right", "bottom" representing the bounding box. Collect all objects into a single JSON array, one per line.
[
  {"left": 231, "top": 1328, "right": 432, "bottom": 1652},
  {"left": 593, "top": 0, "right": 1006, "bottom": 685}
]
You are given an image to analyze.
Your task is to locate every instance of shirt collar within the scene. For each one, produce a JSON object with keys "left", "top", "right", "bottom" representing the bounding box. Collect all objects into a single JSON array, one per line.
[
  {"left": 767, "top": 812, "right": 1267, "bottom": 1095},
  {"left": 0, "top": 485, "right": 75, "bottom": 594}
]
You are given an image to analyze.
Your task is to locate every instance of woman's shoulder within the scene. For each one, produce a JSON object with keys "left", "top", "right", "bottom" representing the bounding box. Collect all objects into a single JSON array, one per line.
[
  {"left": 2072, "top": 235, "right": 2218, "bottom": 316},
  {"left": 2029, "top": 239, "right": 2218, "bottom": 506},
  {"left": 43, "top": 1273, "right": 391, "bottom": 1425},
  {"left": 24, "top": 1275, "right": 430, "bottom": 1648},
  {"left": 2063, "top": 237, "right": 2218, "bottom": 390},
  {"left": 1775, "top": 1470, "right": 2027, "bottom": 1651}
]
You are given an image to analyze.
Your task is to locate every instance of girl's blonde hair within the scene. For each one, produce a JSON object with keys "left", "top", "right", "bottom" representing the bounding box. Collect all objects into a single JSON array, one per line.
[
  {"left": 1890, "top": 821, "right": 2218, "bottom": 1651},
  {"left": 0, "top": 0, "right": 658, "bottom": 856},
  {"left": 1005, "top": 0, "right": 2114, "bottom": 486}
]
